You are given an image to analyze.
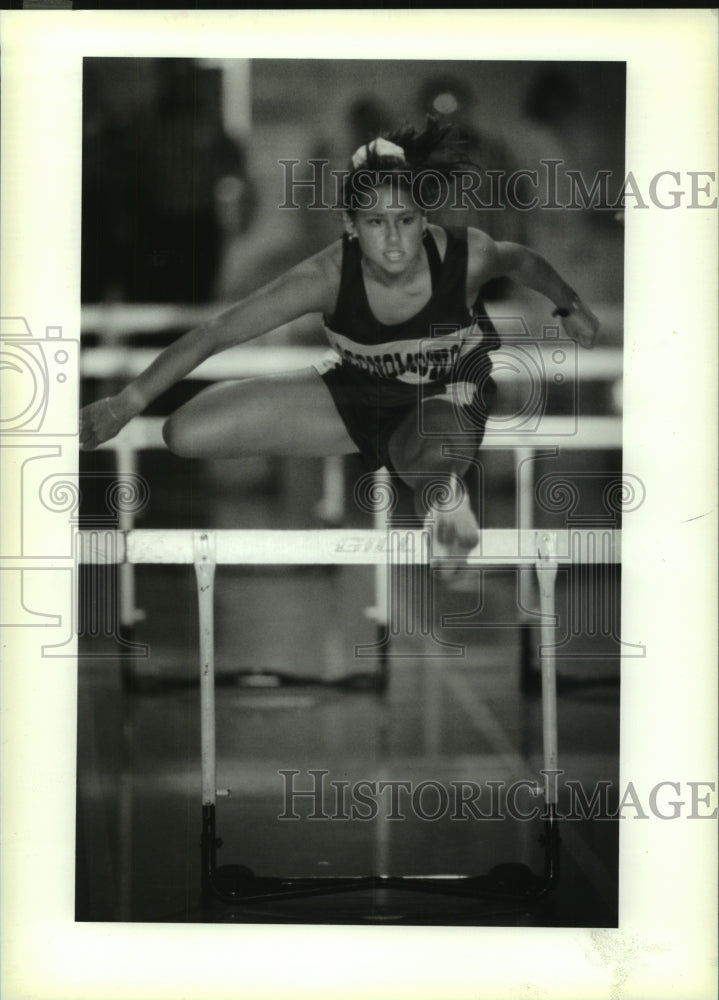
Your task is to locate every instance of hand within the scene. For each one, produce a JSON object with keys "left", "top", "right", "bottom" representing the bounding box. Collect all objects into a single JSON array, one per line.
[
  {"left": 560, "top": 298, "right": 600, "bottom": 350},
  {"left": 79, "top": 396, "right": 129, "bottom": 451}
]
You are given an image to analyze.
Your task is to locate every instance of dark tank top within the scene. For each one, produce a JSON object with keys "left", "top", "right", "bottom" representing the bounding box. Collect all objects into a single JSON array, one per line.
[{"left": 320, "top": 227, "right": 499, "bottom": 386}]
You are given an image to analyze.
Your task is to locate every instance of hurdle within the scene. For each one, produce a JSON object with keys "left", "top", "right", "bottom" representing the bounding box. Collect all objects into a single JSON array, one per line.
[
  {"left": 97, "top": 413, "right": 622, "bottom": 641},
  {"left": 80, "top": 525, "right": 621, "bottom": 912},
  {"left": 82, "top": 341, "right": 623, "bottom": 383},
  {"left": 80, "top": 301, "right": 623, "bottom": 359}
]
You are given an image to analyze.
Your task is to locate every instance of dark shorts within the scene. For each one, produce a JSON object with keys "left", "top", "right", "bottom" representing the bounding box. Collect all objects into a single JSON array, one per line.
[{"left": 318, "top": 349, "right": 497, "bottom": 471}]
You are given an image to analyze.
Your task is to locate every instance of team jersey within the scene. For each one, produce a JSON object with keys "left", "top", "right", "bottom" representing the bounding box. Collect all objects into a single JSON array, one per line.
[{"left": 317, "top": 226, "right": 500, "bottom": 389}]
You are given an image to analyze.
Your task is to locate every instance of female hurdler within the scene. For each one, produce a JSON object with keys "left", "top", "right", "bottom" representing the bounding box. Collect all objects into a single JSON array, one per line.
[{"left": 80, "top": 120, "right": 599, "bottom": 569}]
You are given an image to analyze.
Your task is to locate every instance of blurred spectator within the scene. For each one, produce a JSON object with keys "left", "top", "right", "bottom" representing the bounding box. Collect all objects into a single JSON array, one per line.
[
  {"left": 82, "top": 59, "right": 250, "bottom": 305},
  {"left": 518, "top": 67, "right": 625, "bottom": 304},
  {"left": 345, "top": 95, "right": 394, "bottom": 157},
  {"left": 416, "top": 74, "right": 527, "bottom": 299}
]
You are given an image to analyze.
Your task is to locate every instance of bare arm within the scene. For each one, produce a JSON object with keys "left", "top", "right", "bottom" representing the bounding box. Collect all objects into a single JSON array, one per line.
[
  {"left": 493, "top": 241, "right": 578, "bottom": 309},
  {"left": 80, "top": 247, "right": 340, "bottom": 450},
  {"left": 467, "top": 230, "right": 600, "bottom": 349}
]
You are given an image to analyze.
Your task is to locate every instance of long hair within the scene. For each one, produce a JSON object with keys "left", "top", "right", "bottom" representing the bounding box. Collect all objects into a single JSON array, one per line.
[{"left": 341, "top": 115, "right": 476, "bottom": 214}]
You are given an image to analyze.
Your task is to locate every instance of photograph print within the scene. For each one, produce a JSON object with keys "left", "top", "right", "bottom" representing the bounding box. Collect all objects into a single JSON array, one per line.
[{"left": 75, "top": 55, "right": 628, "bottom": 926}]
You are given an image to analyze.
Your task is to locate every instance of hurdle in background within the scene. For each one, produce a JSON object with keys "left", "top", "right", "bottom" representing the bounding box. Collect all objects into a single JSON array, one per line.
[
  {"left": 80, "top": 525, "right": 621, "bottom": 908},
  {"left": 81, "top": 302, "right": 624, "bottom": 348}
]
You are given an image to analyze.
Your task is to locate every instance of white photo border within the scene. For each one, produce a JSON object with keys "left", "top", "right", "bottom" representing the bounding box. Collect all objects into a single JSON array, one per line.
[{"left": 1, "top": 9, "right": 717, "bottom": 1000}]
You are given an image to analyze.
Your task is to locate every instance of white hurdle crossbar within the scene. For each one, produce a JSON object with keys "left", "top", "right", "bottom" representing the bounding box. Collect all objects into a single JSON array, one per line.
[
  {"left": 96, "top": 414, "right": 623, "bottom": 630},
  {"left": 79, "top": 526, "right": 621, "bottom": 812},
  {"left": 83, "top": 343, "right": 623, "bottom": 382},
  {"left": 84, "top": 526, "right": 620, "bottom": 567},
  {"left": 97, "top": 414, "right": 623, "bottom": 456},
  {"left": 82, "top": 301, "right": 625, "bottom": 341}
]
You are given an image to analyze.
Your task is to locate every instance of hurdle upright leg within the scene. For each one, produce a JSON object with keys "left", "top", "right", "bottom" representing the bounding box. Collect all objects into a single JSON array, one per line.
[
  {"left": 193, "top": 531, "right": 220, "bottom": 901},
  {"left": 363, "top": 470, "right": 392, "bottom": 692},
  {"left": 116, "top": 443, "right": 146, "bottom": 632},
  {"left": 535, "top": 531, "right": 561, "bottom": 885},
  {"left": 116, "top": 442, "right": 146, "bottom": 691},
  {"left": 315, "top": 455, "right": 346, "bottom": 524}
]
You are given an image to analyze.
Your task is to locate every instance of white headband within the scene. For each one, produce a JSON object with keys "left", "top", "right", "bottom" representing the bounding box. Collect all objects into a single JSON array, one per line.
[{"left": 351, "top": 137, "right": 406, "bottom": 169}]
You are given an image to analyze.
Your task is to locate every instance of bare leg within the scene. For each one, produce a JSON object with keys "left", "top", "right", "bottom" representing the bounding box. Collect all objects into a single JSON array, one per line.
[
  {"left": 388, "top": 396, "right": 484, "bottom": 579},
  {"left": 162, "top": 367, "right": 358, "bottom": 459}
]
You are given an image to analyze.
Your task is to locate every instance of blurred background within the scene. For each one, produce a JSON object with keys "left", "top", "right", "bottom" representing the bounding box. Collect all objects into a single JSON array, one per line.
[
  {"left": 77, "top": 58, "right": 625, "bottom": 926},
  {"left": 81, "top": 57, "right": 626, "bottom": 305}
]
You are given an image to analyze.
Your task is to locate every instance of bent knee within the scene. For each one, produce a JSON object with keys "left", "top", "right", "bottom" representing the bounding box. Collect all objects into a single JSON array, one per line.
[
  {"left": 387, "top": 427, "right": 462, "bottom": 477},
  {"left": 388, "top": 399, "right": 483, "bottom": 473},
  {"left": 163, "top": 412, "right": 201, "bottom": 458}
]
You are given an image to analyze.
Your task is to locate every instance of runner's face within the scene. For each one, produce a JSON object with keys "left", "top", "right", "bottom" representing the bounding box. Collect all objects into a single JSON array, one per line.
[{"left": 351, "top": 186, "right": 425, "bottom": 277}]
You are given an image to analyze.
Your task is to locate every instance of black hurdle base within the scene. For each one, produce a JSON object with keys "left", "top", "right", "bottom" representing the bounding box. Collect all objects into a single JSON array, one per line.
[{"left": 199, "top": 803, "right": 561, "bottom": 923}]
